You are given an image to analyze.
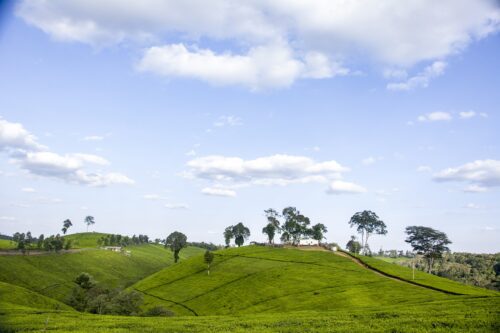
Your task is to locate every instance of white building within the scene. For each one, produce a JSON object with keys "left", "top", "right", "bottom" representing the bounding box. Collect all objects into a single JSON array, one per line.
[
  {"left": 299, "top": 238, "right": 319, "bottom": 246},
  {"left": 102, "top": 246, "right": 122, "bottom": 252}
]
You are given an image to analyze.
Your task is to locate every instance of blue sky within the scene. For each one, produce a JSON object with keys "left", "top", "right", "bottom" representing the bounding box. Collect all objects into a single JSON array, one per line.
[{"left": 0, "top": 1, "right": 499, "bottom": 252}]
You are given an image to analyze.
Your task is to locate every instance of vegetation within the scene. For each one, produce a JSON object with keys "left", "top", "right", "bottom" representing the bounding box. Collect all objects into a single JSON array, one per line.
[
  {"left": 223, "top": 223, "right": 251, "bottom": 247},
  {"left": 262, "top": 208, "right": 281, "bottom": 244},
  {"left": 165, "top": 231, "right": 188, "bottom": 263},
  {"left": 204, "top": 250, "right": 214, "bottom": 275},
  {"left": 84, "top": 216, "right": 95, "bottom": 232},
  {"left": 349, "top": 210, "right": 387, "bottom": 255},
  {"left": 1, "top": 244, "right": 498, "bottom": 332},
  {"left": 405, "top": 226, "right": 452, "bottom": 273},
  {"left": 0, "top": 233, "right": 204, "bottom": 303},
  {"left": 62, "top": 219, "right": 73, "bottom": 235},
  {"left": 98, "top": 233, "right": 149, "bottom": 247},
  {"left": 345, "top": 235, "right": 361, "bottom": 254}
]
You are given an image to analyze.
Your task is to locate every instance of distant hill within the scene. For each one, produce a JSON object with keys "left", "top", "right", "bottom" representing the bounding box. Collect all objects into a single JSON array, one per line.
[{"left": 0, "top": 233, "right": 205, "bottom": 302}]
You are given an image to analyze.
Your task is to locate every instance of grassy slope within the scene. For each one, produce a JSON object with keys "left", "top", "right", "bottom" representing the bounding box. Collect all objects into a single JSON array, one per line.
[
  {"left": 1, "top": 246, "right": 498, "bottom": 332},
  {"left": 0, "top": 239, "right": 15, "bottom": 250},
  {"left": 354, "top": 254, "right": 497, "bottom": 296},
  {"left": 0, "top": 281, "right": 73, "bottom": 312},
  {"left": 131, "top": 246, "right": 498, "bottom": 317},
  {"left": 0, "top": 233, "right": 204, "bottom": 302},
  {"left": 63, "top": 232, "right": 108, "bottom": 248}
]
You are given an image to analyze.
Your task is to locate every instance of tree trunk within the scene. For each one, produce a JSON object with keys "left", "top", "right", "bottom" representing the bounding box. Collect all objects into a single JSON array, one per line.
[{"left": 207, "top": 264, "right": 210, "bottom": 275}]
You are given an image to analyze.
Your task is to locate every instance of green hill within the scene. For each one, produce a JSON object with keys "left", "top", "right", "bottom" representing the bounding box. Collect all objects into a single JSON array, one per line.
[
  {"left": 131, "top": 246, "right": 498, "bottom": 316},
  {"left": 0, "top": 233, "right": 205, "bottom": 302},
  {"left": 1, "top": 245, "right": 498, "bottom": 332},
  {"left": 63, "top": 232, "right": 108, "bottom": 248}
]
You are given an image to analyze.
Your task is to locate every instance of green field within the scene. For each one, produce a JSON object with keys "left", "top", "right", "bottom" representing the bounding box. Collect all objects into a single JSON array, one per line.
[
  {"left": 0, "top": 239, "right": 15, "bottom": 250},
  {"left": 0, "top": 240, "right": 498, "bottom": 332},
  {"left": 0, "top": 233, "right": 204, "bottom": 302}
]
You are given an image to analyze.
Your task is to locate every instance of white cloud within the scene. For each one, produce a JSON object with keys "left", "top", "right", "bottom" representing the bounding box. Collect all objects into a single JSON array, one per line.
[
  {"left": 417, "top": 166, "right": 432, "bottom": 173},
  {"left": 21, "top": 187, "right": 36, "bottom": 192},
  {"left": 480, "top": 112, "right": 489, "bottom": 118},
  {"left": 165, "top": 203, "right": 189, "bottom": 210},
  {"left": 327, "top": 180, "right": 367, "bottom": 194},
  {"left": 417, "top": 111, "right": 453, "bottom": 122},
  {"left": 0, "top": 117, "right": 46, "bottom": 151},
  {"left": 201, "top": 187, "right": 237, "bottom": 197},
  {"left": 185, "top": 154, "right": 353, "bottom": 195},
  {"left": 387, "top": 61, "right": 447, "bottom": 91},
  {"left": 19, "top": 1, "right": 499, "bottom": 88},
  {"left": 185, "top": 150, "right": 197, "bottom": 157},
  {"left": 434, "top": 159, "right": 500, "bottom": 192},
  {"left": 464, "top": 203, "right": 481, "bottom": 209},
  {"left": 143, "top": 194, "right": 162, "bottom": 200},
  {"left": 213, "top": 115, "right": 243, "bottom": 127},
  {"left": 83, "top": 135, "right": 104, "bottom": 141},
  {"left": 138, "top": 43, "right": 346, "bottom": 90},
  {"left": 459, "top": 110, "right": 476, "bottom": 119},
  {"left": 0, "top": 216, "right": 17, "bottom": 221},
  {"left": 0, "top": 117, "right": 134, "bottom": 187},
  {"left": 362, "top": 156, "right": 382, "bottom": 165}
]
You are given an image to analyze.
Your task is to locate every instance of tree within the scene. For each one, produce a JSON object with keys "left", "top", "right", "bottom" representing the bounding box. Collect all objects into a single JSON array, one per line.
[
  {"left": 262, "top": 209, "right": 281, "bottom": 244},
  {"left": 37, "top": 234, "right": 44, "bottom": 249},
  {"left": 231, "top": 222, "right": 250, "bottom": 247},
  {"left": 165, "top": 231, "right": 187, "bottom": 263},
  {"left": 204, "top": 250, "right": 214, "bottom": 275},
  {"left": 346, "top": 235, "right": 361, "bottom": 254},
  {"left": 281, "top": 207, "right": 311, "bottom": 245},
  {"left": 223, "top": 226, "right": 233, "bottom": 247},
  {"left": 84, "top": 216, "right": 95, "bottom": 232},
  {"left": 405, "top": 226, "right": 451, "bottom": 273},
  {"left": 75, "top": 272, "right": 96, "bottom": 290},
  {"left": 349, "top": 210, "right": 387, "bottom": 255},
  {"left": 25, "top": 232, "right": 33, "bottom": 255},
  {"left": 309, "top": 223, "right": 328, "bottom": 243},
  {"left": 62, "top": 219, "right": 73, "bottom": 234}
]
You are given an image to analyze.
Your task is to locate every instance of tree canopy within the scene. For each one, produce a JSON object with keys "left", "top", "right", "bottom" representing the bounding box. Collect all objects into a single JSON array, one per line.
[
  {"left": 84, "top": 216, "right": 95, "bottom": 232},
  {"left": 349, "top": 210, "right": 387, "bottom": 255},
  {"left": 224, "top": 223, "right": 251, "bottom": 247},
  {"left": 62, "top": 219, "right": 73, "bottom": 234},
  {"left": 165, "top": 231, "right": 187, "bottom": 263},
  {"left": 405, "top": 226, "right": 451, "bottom": 273}
]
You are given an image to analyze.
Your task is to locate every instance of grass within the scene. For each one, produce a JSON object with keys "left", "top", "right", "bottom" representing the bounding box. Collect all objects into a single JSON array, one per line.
[
  {"left": 1, "top": 244, "right": 498, "bottom": 332},
  {"left": 353, "top": 253, "right": 497, "bottom": 296},
  {"left": 0, "top": 239, "right": 15, "bottom": 250},
  {"left": 131, "top": 246, "right": 498, "bottom": 316},
  {"left": 0, "top": 233, "right": 205, "bottom": 302},
  {"left": 63, "top": 232, "right": 108, "bottom": 248}
]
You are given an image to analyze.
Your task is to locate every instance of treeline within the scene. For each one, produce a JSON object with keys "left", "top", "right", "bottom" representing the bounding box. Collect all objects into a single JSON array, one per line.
[
  {"left": 68, "top": 273, "right": 173, "bottom": 317},
  {"left": 11, "top": 232, "right": 72, "bottom": 254},
  {"left": 97, "top": 234, "right": 149, "bottom": 247}
]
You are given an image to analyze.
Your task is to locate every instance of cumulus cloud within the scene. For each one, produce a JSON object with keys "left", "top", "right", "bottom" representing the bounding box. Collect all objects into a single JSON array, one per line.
[
  {"left": 185, "top": 154, "right": 360, "bottom": 195},
  {"left": 327, "top": 180, "right": 367, "bottom": 194},
  {"left": 138, "top": 43, "right": 346, "bottom": 89},
  {"left": 0, "top": 216, "right": 17, "bottom": 221},
  {"left": 0, "top": 117, "right": 134, "bottom": 187},
  {"left": 201, "top": 187, "right": 237, "bottom": 197},
  {"left": 0, "top": 117, "right": 46, "bottom": 151},
  {"left": 21, "top": 187, "right": 36, "bottom": 192},
  {"left": 17, "top": 0, "right": 500, "bottom": 89},
  {"left": 387, "top": 61, "right": 447, "bottom": 91},
  {"left": 459, "top": 111, "right": 476, "bottom": 119},
  {"left": 143, "top": 194, "right": 162, "bottom": 200},
  {"left": 417, "top": 111, "right": 453, "bottom": 122},
  {"left": 434, "top": 159, "right": 500, "bottom": 192}
]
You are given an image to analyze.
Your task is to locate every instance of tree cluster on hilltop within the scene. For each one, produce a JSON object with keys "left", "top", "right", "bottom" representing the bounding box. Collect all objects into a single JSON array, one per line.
[
  {"left": 97, "top": 234, "right": 149, "bottom": 247},
  {"left": 12, "top": 231, "right": 71, "bottom": 254}
]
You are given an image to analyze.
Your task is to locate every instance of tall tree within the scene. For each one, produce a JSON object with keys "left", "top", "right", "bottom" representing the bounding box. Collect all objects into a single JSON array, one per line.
[
  {"left": 346, "top": 235, "right": 361, "bottom": 254},
  {"left": 281, "top": 207, "right": 310, "bottom": 245},
  {"left": 165, "top": 231, "right": 187, "bottom": 263},
  {"left": 84, "top": 216, "right": 95, "bottom": 232},
  {"left": 405, "top": 226, "right": 451, "bottom": 273},
  {"left": 349, "top": 210, "right": 387, "bottom": 255},
  {"left": 232, "top": 222, "right": 250, "bottom": 247},
  {"left": 62, "top": 219, "right": 73, "bottom": 234},
  {"left": 262, "top": 208, "right": 281, "bottom": 244},
  {"left": 309, "top": 223, "right": 328, "bottom": 242},
  {"left": 204, "top": 250, "right": 214, "bottom": 275},
  {"left": 223, "top": 226, "right": 233, "bottom": 248}
]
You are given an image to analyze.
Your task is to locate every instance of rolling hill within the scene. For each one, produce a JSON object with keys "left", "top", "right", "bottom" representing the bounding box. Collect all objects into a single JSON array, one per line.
[
  {"left": 1, "top": 244, "right": 498, "bottom": 332},
  {"left": 0, "top": 233, "right": 205, "bottom": 302}
]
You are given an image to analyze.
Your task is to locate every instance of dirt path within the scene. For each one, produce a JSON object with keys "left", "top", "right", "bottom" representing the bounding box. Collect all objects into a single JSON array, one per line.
[
  {"left": 0, "top": 248, "right": 86, "bottom": 256},
  {"left": 333, "top": 250, "right": 464, "bottom": 295}
]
